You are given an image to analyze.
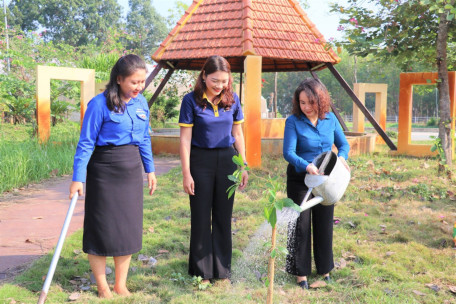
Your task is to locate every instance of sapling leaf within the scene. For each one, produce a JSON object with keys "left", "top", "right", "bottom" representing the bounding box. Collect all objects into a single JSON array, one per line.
[
  {"left": 269, "top": 207, "right": 277, "bottom": 227},
  {"left": 282, "top": 198, "right": 302, "bottom": 212},
  {"left": 274, "top": 199, "right": 284, "bottom": 210},
  {"left": 270, "top": 249, "right": 277, "bottom": 258},
  {"left": 264, "top": 207, "right": 270, "bottom": 220},
  {"left": 277, "top": 246, "right": 289, "bottom": 255},
  {"left": 228, "top": 175, "right": 238, "bottom": 182},
  {"left": 264, "top": 277, "right": 270, "bottom": 287}
]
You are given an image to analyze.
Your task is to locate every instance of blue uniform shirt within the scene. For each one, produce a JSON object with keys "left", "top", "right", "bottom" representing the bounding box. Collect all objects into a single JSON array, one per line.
[
  {"left": 72, "top": 93, "right": 155, "bottom": 182},
  {"left": 283, "top": 112, "right": 350, "bottom": 173},
  {"left": 178, "top": 91, "right": 244, "bottom": 148}
]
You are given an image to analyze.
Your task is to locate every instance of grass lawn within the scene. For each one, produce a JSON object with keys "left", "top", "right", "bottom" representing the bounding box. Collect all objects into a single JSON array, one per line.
[
  {"left": 1, "top": 147, "right": 456, "bottom": 303},
  {"left": 0, "top": 122, "right": 79, "bottom": 193}
]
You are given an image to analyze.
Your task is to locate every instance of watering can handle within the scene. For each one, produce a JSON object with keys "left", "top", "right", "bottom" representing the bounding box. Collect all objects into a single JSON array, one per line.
[{"left": 318, "top": 151, "right": 333, "bottom": 175}]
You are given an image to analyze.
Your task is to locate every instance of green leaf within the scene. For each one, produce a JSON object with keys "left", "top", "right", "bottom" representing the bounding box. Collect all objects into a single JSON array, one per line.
[
  {"left": 264, "top": 277, "right": 270, "bottom": 287},
  {"left": 270, "top": 249, "right": 277, "bottom": 258},
  {"left": 448, "top": 13, "right": 455, "bottom": 21},
  {"left": 269, "top": 207, "right": 277, "bottom": 227},
  {"left": 264, "top": 207, "right": 270, "bottom": 221},
  {"left": 274, "top": 199, "right": 284, "bottom": 211},
  {"left": 227, "top": 186, "right": 236, "bottom": 199},
  {"left": 227, "top": 175, "right": 238, "bottom": 182},
  {"left": 232, "top": 154, "right": 244, "bottom": 166}
]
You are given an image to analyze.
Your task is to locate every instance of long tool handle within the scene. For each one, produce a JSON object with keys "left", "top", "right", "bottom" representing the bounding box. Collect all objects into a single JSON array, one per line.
[{"left": 37, "top": 193, "right": 79, "bottom": 304}]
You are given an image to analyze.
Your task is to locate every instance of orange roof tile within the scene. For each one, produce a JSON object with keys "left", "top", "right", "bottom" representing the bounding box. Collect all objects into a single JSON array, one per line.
[{"left": 152, "top": 0, "right": 340, "bottom": 72}]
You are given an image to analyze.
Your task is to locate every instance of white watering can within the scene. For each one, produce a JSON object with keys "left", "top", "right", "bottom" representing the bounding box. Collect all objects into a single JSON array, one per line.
[{"left": 299, "top": 151, "right": 351, "bottom": 211}]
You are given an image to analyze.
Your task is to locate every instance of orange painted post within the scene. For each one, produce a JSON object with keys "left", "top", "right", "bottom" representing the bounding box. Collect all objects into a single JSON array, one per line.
[
  {"left": 353, "top": 83, "right": 388, "bottom": 143},
  {"left": 36, "top": 66, "right": 95, "bottom": 143},
  {"left": 396, "top": 72, "right": 456, "bottom": 158},
  {"left": 352, "top": 84, "right": 365, "bottom": 133},
  {"left": 243, "top": 55, "right": 262, "bottom": 168}
]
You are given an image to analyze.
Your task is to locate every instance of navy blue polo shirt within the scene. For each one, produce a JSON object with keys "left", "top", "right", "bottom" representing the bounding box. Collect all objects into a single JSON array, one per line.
[
  {"left": 178, "top": 91, "right": 244, "bottom": 148},
  {"left": 72, "top": 93, "right": 155, "bottom": 182}
]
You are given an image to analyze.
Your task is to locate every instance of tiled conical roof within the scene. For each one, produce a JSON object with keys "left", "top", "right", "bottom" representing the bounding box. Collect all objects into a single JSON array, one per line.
[{"left": 152, "top": 0, "right": 340, "bottom": 72}]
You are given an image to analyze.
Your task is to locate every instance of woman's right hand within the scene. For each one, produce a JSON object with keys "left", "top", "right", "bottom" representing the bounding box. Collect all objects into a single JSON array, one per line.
[
  {"left": 183, "top": 173, "right": 195, "bottom": 195},
  {"left": 306, "top": 163, "right": 319, "bottom": 175},
  {"left": 69, "top": 181, "right": 84, "bottom": 199}
]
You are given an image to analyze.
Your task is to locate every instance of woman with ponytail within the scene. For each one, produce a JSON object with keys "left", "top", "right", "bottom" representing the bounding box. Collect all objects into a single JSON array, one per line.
[{"left": 70, "top": 54, "right": 156, "bottom": 298}]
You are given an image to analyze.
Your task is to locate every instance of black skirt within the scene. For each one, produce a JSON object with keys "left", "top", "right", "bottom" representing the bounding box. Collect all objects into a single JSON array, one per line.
[{"left": 83, "top": 145, "right": 143, "bottom": 256}]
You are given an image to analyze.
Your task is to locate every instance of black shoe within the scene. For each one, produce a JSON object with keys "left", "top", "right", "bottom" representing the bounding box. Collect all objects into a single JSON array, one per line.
[
  {"left": 323, "top": 276, "right": 331, "bottom": 283},
  {"left": 297, "top": 280, "right": 309, "bottom": 289}
]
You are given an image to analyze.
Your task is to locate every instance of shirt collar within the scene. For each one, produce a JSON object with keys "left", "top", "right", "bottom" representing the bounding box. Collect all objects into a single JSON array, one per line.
[{"left": 203, "top": 92, "right": 224, "bottom": 106}]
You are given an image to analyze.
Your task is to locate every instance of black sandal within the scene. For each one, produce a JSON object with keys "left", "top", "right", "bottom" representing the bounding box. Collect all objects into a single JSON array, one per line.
[{"left": 297, "top": 280, "right": 309, "bottom": 289}]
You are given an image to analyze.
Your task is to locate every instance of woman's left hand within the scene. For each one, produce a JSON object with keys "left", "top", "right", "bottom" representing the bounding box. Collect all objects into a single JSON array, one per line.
[
  {"left": 339, "top": 156, "right": 351, "bottom": 172},
  {"left": 147, "top": 172, "right": 157, "bottom": 195},
  {"left": 238, "top": 170, "right": 249, "bottom": 191}
]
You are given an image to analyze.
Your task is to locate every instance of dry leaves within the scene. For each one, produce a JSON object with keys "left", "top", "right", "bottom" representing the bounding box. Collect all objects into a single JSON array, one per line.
[
  {"left": 68, "top": 293, "right": 80, "bottom": 301},
  {"left": 425, "top": 283, "right": 440, "bottom": 292},
  {"left": 309, "top": 280, "right": 327, "bottom": 288},
  {"left": 412, "top": 290, "right": 426, "bottom": 296}
]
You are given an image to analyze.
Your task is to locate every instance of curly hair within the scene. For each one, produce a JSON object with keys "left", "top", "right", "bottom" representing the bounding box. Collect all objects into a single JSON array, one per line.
[
  {"left": 194, "top": 55, "right": 235, "bottom": 110},
  {"left": 291, "top": 78, "right": 331, "bottom": 120}
]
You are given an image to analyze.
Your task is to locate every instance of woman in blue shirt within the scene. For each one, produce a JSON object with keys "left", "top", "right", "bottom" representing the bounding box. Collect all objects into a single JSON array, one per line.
[
  {"left": 69, "top": 54, "right": 157, "bottom": 298},
  {"left": 179, "top": 55, "right": 248, "bottom": 284},
  {"left": 283, "top": 78, "right": 350, "bottom": 289}
]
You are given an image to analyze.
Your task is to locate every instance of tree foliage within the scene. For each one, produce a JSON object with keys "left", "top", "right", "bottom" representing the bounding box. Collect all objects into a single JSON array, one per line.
[
  {"left": 7, "top": 0, "right": 123, "bottom": 46},
  {"left": 126, "top": 0, "right": 168, "bottom": 58},
  {"left": 329, "top": 0, "right": 456, "bottom": 70}
]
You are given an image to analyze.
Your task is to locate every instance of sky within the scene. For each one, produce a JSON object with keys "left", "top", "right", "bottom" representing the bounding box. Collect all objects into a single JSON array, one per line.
[
  {"left": 2, "top": 0, "right": 349, "bottom": 40},
  {"left": 117, "top": 0, "right": 349, "bottom": 40}
]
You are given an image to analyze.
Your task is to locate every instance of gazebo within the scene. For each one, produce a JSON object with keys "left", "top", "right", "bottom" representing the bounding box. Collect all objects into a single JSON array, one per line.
[{"left": 143, "top": 0, "right": 396, "bottom": 167}]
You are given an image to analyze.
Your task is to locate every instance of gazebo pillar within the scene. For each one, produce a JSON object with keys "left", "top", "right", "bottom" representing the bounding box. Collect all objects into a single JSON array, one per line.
[{"left": 244, "top": 55, "right": 262, "bottom": 168}]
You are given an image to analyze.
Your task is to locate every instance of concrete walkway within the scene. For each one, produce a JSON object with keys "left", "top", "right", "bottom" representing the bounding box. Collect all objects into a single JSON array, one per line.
[{"left": 0, "top": 156, "right": 180, "bottom": 281}]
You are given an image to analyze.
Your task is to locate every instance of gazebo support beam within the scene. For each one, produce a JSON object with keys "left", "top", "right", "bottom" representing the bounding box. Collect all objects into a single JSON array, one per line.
[
  {"left": 148, "top": 67, "right": 175, "bottom": 108},
  {"left": 142, "top": 62, "right": 163, "bottom": 93},
  {"left": 326, "top": 63, "right": 397, "bottom": 150},
  {"left": 310, "top": 70, "right": 349, "bottom": 131}
]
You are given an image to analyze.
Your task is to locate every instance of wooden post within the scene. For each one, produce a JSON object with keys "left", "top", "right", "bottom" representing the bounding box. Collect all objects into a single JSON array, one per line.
[
  {"left": 326, "top": 63, "right": 397, "bottom": 150},
  {"left": 147, "top": 67, "right": 175, "bottom": 108},
  {"left": 142, "top": 61, "right": 163, "bottom": 93},
  {"left": 266, "top": 225, "right": 277, "bottom": 304}
]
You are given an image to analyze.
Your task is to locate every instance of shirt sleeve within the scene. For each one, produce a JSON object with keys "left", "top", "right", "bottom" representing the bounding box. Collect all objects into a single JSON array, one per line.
[
  {"left": 178, "top": 94, "right": 194, "bottom": 127},
  {"left": 283, "top": 116, "right": 309, "bottom": 173},
  {"left": 332, "top": 113, "right": 350, "bottom": 160},
  {"left": 72, "top": 98, "right": 103, "bottom": 182},
  {"left": 138, "top": 97, "right": 155, "bottom": 173},
  {"left": 232, "top": 93, "right": 244, "bottom": 124}
]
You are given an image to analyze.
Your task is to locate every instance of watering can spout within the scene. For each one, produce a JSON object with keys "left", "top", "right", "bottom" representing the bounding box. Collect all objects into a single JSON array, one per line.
[{"left": 299, "top": 196, "right": 324, "bottom": 212}]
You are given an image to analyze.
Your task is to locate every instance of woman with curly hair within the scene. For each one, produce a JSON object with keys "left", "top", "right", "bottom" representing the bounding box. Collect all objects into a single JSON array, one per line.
[{"left": 283, "top": 78, "right": 350, "bottom": 289}]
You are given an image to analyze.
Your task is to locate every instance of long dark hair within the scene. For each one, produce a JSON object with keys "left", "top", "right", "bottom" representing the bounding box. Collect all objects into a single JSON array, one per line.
[
  {"left": 292, "top": 78, "right": 331, "bottom": 120},
  {"left": 194, "top": 55, "right": 235, "bottom": 109},
  {"left": 104, "top": 54, "right": 146, "bottom": 112}
]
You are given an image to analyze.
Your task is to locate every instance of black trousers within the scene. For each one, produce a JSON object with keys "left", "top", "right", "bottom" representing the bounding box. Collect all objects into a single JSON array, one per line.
[
  {"left": 188, "top": 146, "right": 237, "bottom": 279},
  {"left": 285, "top": 164, "right": 334, "bottom": 276}
]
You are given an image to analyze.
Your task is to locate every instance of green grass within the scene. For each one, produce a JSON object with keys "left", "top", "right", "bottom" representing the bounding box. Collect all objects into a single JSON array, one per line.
[
  {"left": 0, "top": 122, "right": 79, "bottom": 193},
  {"left": 1, "top": 149, "right": 456, "bottom": 303}
]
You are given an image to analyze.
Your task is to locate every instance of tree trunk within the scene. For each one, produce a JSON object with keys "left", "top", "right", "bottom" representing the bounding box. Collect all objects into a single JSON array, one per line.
[{"left": 436, "top": 12, "right": 452, "bottom": 174}]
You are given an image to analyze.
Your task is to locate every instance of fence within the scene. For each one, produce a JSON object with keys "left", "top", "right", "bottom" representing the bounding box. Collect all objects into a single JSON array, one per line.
[{"left": 341, "top": 115, "right": 438, "bottom": 124}]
